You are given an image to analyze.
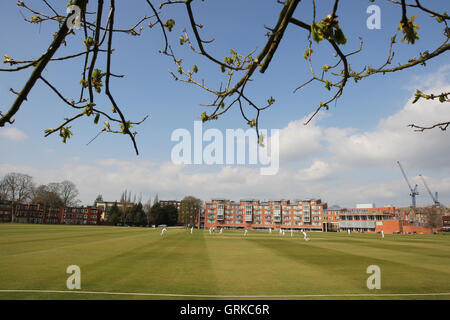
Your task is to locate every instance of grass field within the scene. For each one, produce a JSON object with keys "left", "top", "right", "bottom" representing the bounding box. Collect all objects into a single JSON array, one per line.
[{"left": 0, "top": 223, "right": 449, "bottom": 300}]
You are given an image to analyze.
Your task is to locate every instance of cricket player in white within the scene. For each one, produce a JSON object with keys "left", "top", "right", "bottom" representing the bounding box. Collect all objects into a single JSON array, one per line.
[
  {"left": 290, "top": 229, "right": 293, "bottom": 237},
  {"left": 381, "top": 230, "right": 384, "bottom": 238},
  {"left": 190, "top": 226, "right": 194, "bottom": 234},
  {"left": 347, "top": 229, "right": 351, "bottom": 235},
  {"left": 269, "top": 228, "right": 272, "bottom": 234},
  {"left": 209, "top": 227, "right": 212, "bottom": 234},
  {"left": 161, "top": 227, "right": 167, "bottom": 236},
  {"left": 302, "top": 230, "right": 310, "bottom": 241},
  {"left": 219, "top": 228, "right": 223, "bottom": 234},
  {"left": 244, "top": 229, "right": 248, "bottom": 236}
]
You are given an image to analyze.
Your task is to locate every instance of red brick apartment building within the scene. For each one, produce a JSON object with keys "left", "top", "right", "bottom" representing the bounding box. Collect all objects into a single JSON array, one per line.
[
  {"left": 0, "top": 200, "right": 102, "bottom": 225},
  {"left": 442, "top": 216, "right": 450, "bottom": 232},
  {"left": 203, "top": 200, "right": 435, "bottom": 234},
  {"left": 62, "top": 206, "right": 101, "bottom": 225},
  {"left": 0, "top": 200, "right": 13, "bottom": 222},
  {"left": 204, "top": 198, "right": 327, "bottom": 232}
]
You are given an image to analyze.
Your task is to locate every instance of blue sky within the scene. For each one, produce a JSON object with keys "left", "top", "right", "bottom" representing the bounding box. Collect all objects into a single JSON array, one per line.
[{"left": 1, "top": 0, "right": 449, "bottom": 207}]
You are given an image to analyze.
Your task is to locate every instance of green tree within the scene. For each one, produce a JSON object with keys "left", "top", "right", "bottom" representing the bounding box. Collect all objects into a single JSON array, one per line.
[
  {"left": 150, "top": 202, "right": 163, "bottom": 225},
  {"left": 180, "top": 196, "right": 202, "bottom": 227},
  {"left": 163, "top": 205, "right": 179, "bottom": 226},
  {"left": 150, "top": 202, "right": 178, "bottom": 226},
  {"left": 132, "top": 202, "right": 146, "bottom": 226},
  {"left": 107, "top": 202, "right": 121, "bottom": 225}
]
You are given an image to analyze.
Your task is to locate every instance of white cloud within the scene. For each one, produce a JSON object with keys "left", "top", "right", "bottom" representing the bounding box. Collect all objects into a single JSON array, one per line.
[
  {"left": 276, "top": 116, "right": 325, "bottom": 163},
  {"left": 325, "top": 84, "right": 450, "bottom": 170},
  {"left": 0, "top": 127, "right": 28, "bottom": 141},
  {"left": 407, "top": 64, "right": 450, "bottom": 91},
  {"left": 294, "top": 160, "right": 334, "bottom": 181}
]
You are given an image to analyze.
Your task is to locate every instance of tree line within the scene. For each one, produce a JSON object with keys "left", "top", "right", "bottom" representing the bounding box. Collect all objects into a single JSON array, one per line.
[
  {"left": 104, "top": 192, "right": 202, "bottom": 227},
  {"left": 0, "top": 172, "right": 203, "bottom": 227},
  {"left": 106, "top": 201, "right": 179, "bottom": 227},
  {"left": 0, "top": 172, "right": 79, "bottom": 207}
]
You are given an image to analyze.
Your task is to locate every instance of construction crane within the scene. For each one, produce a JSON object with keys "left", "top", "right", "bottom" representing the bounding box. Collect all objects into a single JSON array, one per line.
[
  {"left": 419, "top": 174, "right": 441, "bottom": 206},
  {"left": 397, "top": 161, "right": 419, "bottom": 208}
]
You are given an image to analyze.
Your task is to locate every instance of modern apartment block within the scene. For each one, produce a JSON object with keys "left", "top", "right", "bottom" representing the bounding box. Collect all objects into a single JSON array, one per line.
[
  {"left": 0, "top": 200, "right": 102, "bottom": 225},
  {"left": 203, "top": 199, "right": 433, "bottom": 233},
  {"left": 204, "top": 198, "right": 327, "bottom": 231},
  {"left": 338, "top": 206, "right": 397, "bottom": 232}
]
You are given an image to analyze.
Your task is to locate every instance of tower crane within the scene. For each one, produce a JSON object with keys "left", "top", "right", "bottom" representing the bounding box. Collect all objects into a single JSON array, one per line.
[
  {"left": 419, "top": 174, "right": 442, "bottom": 207},
  {"left": 397, "top": 161, "right": 419, "bottom": 208}
]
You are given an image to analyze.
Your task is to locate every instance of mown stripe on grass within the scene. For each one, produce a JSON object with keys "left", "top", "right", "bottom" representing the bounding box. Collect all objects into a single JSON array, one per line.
[{"left": 248, "top": 236, "right": 450, "bottom": 294}]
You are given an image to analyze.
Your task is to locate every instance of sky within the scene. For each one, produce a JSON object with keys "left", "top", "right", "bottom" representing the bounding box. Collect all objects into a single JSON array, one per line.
[{"left": 0, "top": 0, "right": 449, "bottom": 208}]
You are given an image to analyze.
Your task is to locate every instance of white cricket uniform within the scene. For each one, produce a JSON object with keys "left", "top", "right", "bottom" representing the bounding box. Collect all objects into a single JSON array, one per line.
[{"left": 302, "top": 231, "right": 310, "bottom": 241}]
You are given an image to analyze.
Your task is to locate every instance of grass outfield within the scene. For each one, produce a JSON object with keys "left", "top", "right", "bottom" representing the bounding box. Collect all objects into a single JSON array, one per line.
[{"left": 0, "top": 223, "right": 449, "bottom": 300}]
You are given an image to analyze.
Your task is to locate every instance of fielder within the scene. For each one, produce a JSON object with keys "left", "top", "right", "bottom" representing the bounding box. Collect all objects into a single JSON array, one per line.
[
  {"left": 190, "top": 226, "right": 194, "bottom": 234},
  {"left": 161, "top": 227, "right": 167, "bottom": 236},
  {"left": 244, "top": 229, "right": 248, "bottom": 236},
  {"left": 381, "top": 230, "right": 384, "bottom": 238},
  {"left": 302, "top": 230, "right": 310, "bottom": 241},
  {"left": 219, "top": 228, "right": 223, "bottom": 234}
]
